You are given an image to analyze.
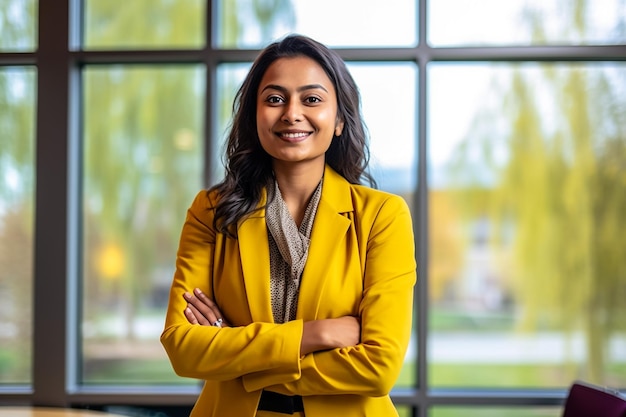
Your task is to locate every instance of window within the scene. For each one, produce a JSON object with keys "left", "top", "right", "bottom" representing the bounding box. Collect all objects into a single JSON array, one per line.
[{"left": 1, "top": 0, "right": 624, "bottom": 415}]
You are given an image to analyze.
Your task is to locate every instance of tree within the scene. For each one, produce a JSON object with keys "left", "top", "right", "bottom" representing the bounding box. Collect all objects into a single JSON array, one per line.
[{"left": 447, "top": 0, "right": 626, "bottom": 384}]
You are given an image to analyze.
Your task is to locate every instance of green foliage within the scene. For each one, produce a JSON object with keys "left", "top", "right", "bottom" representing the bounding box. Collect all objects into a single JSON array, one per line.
[
  {"left": 81, "top": 65, "right": 206, "bottom": 339},
  {"left": 0, "top": 68, "right": 36, "bottom": 204},
  {"left": 0, "top": 346, "right": 31, "bottom": 384},
  {"left": 0, "top": 66, "right": 36, "bottom": 385},
  {"left": 447, "top": 35, "right": 626, "bottom": 391},
  {"left": 82, "top": 357, "right": 194, "bottom": 385},
  {"left": 501, "top": 64, "right": 625, "bottom": 383},
  {"left": 84, "top": 0, "right": 204, "bottom": 48},
  {"left": 0, "top": 0, "right": 37, "bottom": 51}
]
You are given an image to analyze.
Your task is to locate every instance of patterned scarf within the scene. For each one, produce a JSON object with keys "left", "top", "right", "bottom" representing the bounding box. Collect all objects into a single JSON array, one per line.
[{"left": 266, "top": 179, "right": 322, "bottom": 323}]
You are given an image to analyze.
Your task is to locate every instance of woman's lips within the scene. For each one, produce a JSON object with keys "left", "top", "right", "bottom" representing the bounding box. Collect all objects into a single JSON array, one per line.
[{"left": 276, "top": 131, "right": 312, "bottom": 142}]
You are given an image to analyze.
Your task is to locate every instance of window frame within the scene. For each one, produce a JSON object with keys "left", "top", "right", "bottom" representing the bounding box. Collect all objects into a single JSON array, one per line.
[{"left": 0, "top": 0, "right": 624, "bottom": 415}]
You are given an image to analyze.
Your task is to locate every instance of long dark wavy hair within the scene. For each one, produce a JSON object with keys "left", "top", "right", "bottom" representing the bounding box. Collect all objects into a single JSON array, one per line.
[{"left": 210, "top": 34, "right": 375, "bottom": 237}]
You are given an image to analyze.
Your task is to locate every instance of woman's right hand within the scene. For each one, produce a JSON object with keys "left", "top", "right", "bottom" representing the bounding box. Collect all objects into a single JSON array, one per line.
[
  {"left": 301, "top": 316, "right": 361, "bottom": 356},
  {"left": 183, "top": 288, "right": 229, "bottom": 328}
]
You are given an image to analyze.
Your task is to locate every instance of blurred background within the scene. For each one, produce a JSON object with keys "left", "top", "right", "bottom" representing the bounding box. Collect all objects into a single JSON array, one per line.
[{"left": 0, "top": 0, "right": 625, "bottom": 416}]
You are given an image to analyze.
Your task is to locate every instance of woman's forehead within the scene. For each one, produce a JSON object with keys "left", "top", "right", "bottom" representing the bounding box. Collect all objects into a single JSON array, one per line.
[{"left": 259, "top": 56, "right": 334, "bottom": 91}]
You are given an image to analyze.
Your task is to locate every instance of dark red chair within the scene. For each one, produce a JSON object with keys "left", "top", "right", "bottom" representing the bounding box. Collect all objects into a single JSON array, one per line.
[{"left": 562, "top": 381, "right": 626, "bottom": 417}]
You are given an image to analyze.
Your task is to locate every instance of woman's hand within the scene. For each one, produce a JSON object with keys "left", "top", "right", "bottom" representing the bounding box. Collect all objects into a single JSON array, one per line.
[
  {"left": 183, "top": 288, "right": 229, "bottom": 328},
  {"left": 301, "top": 316, "right": 361, "bottom": 356}
]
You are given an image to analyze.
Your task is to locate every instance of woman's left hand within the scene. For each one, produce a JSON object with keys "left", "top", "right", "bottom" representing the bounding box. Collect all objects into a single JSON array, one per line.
[{"left": 183, "top": 288, "right": 229, "bottom": 328}]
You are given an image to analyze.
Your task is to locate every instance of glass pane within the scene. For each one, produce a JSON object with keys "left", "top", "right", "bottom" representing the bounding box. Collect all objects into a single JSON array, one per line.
[
  {"left": 0, "top": 0, "right": 37, "bottom": 51},
  {"left": 84, "top": 0, "right": 205, "bottom": 49},
  {"left": 216, "top": 0, "right": 417, "bottom": 48},
  {"left": 213, "top": 63, "right": 251, "bottom": 183},
  {"left": 82, "top": 65, "right": 205, "bottom": 384},
  {"left": 216, "top": 61, "right": 418, "bottom": 387},
  {"left": 428, "top": 62, "right": 626, "bottom": 388},
  {"left": 431, "top": 406, "right": 561, "bottom": 417},
  {"left": 0, "top": 67, "right": 36, "bottom": 384},
  {"left": 429, "top": 0, "right": 626, "bottom": 46},
  {"left": 349, "top": 63, "right": 417, "bottom": 199}
]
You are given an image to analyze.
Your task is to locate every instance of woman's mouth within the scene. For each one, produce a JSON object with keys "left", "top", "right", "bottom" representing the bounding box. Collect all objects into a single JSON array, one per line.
[{"left": 276, "top": 131, "right": 312, "bottom": 142}]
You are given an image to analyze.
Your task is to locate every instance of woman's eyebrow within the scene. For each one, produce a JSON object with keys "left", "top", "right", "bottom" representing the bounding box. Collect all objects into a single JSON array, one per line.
[{"left": 261, "top": 83, "right": 329, "bottom": 93}]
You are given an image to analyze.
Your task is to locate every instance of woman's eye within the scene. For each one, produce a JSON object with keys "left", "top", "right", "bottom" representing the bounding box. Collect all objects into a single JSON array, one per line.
[
  {"left": 267, "top": 96, "right": 284, "bottom": 104},
  {"left": 305, "top": 96, "right": 321, "bottom": 104}
]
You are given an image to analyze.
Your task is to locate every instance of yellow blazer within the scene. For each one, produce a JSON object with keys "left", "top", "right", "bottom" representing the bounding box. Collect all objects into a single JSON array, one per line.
[{"left": 161, "top": 165, "right": 417, "bottom": 417}]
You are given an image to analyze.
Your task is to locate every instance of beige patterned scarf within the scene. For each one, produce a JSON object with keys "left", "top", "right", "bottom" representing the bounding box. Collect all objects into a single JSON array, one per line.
[{"left": 266, "top": 179, "right": 322, "bottom": 323}]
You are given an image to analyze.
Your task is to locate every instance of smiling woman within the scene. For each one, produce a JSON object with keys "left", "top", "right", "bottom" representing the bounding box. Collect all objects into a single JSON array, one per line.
[{"left": 160, "top": 34, "right": 417, "bottom": 417}]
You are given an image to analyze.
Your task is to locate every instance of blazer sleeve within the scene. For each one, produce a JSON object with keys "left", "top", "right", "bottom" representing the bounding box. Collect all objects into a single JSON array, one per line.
[
  {"left": 160, "top": 190, "right": 303, "bottom": 382},
  {"left": 242, "top": 194, "right": 417, "bottom": 396}
]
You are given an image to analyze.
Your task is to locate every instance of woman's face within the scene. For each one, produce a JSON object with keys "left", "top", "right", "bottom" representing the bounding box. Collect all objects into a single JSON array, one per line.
[{"left": 256, "top": 56, "right": 344, "bottom": 170}]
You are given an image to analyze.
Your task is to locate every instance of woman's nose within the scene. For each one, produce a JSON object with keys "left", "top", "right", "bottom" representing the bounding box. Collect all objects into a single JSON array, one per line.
[{"left": 281, "top": 100, "right": 302, "bottom": 124}]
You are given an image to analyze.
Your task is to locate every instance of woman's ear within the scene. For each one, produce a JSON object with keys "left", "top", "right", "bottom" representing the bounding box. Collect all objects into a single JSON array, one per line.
[{"left": 335, "top": 120, "right": 345, "bottom": 137}]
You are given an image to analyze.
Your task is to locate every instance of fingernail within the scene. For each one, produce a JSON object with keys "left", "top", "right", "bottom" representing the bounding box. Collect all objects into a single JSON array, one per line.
[
  {"left": 183, "top": 292, "right": 191, "bottom": 299},
  {"left": 194, "top": 288, "right": 202, "bottom": 295}
]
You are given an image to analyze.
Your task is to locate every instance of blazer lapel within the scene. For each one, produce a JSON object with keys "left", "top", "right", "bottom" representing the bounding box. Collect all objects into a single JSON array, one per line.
[
  {"left": 297, "top": 166, "right": 353, "bottom": 319},
  {"left": 238, "top": 192, "right": 274, "bottom": 322}
]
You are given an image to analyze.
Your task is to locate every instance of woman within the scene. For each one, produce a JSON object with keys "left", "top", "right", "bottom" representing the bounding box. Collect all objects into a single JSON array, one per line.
[{"left": 160, "top": 34, "right": 417, "bottom": 416}]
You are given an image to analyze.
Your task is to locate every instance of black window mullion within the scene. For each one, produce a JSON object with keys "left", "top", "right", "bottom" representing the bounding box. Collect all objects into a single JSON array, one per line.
[
  {"left": 204, "top": 0, "right": 215, "bottom": 187},
  {"left": 33, "top": 0, "right": 72, "bottom": 407}
]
